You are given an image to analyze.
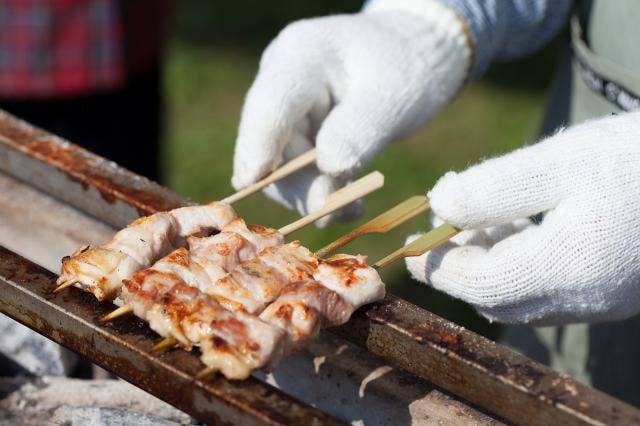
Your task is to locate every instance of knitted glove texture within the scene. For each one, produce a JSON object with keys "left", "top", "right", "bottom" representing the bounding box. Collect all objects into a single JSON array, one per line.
[
  {"left": 232, "top": 0, "right": 470, "bottom": 225},
  {"left": 407, "top": 111, "right": 640, "bottom": 325}
]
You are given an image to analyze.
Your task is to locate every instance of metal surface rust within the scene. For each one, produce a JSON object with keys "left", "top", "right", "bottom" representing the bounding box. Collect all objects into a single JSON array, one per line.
[
  {"left": 0, "top": 110, "right": 188, "bottom": 228},
  {"left": 0, "top": 246, "right": 343, "bottom": 426},
  {"left": 332, "top": 295, "right": 640, "bottom": 425},
  {"left": 0, "top": 109, "right": 639, "bottom": 424}
]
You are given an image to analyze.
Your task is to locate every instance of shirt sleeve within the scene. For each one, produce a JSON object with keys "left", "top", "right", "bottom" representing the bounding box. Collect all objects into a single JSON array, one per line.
[{"left": 440, "top": 0, "right": 572, "bottom": 77}]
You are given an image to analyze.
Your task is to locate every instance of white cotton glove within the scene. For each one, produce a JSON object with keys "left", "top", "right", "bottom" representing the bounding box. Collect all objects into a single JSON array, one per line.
[
  {"left": 232, "top": 0, "right": 471, "bottom": 225},
  {"left": 406, "top": 111, "right": 640, "bottom": 326}
]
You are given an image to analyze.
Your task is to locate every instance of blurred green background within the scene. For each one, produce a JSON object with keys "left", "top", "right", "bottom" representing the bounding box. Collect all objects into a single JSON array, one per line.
[{"left": 162, "top": 1, "right": 563, "bottom": 339}]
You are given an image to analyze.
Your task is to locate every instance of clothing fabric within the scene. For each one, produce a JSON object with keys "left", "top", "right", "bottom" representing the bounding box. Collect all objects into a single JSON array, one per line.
[
  {"left": 0, "top": 0, "right": 166, "bottom": 99},
  {"left": 1, "top": 66, "right": 162, "bottom": 181},
  {"left": 438, "top": 0, "right": 572, "bottom": 77},
  {"left": 504, "top": 0, "right": 640, "bottom": 406}
]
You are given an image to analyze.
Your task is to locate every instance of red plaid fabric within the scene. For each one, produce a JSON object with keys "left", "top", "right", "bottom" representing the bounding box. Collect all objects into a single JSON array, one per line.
[{"left": 0, "top": 0, "right": 165, "bottom": 99}]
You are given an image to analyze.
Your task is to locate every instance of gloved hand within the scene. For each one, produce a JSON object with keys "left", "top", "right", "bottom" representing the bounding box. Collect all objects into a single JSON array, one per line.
[
  {"left": 406, "top": 111, "right": 640, "bottom": 325},
  {"left": 232, "top": 0, "right": 471, "bottom": 225}
]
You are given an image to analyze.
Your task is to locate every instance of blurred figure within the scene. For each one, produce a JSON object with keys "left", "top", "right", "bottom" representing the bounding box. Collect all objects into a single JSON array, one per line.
[
  {"left": 0, "top": 0, "right": 168, "bottom": 181},
  {"left": 0, "top": 0, "right": 168, "bottom": 378}
]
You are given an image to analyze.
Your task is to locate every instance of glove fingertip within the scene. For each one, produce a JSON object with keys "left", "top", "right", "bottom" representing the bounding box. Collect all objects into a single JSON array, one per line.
[
  {"left": 404, "top": 232, "right": 429, "bottom": 283},
  {"left": 316, "top": 145, "right": 362, "bottom": 179},
  {"left": 405, "top": 250, "right": 429, "bottom": 284},
  {"left": 428, "top": 171, "right": 480, "bottom": 229}
]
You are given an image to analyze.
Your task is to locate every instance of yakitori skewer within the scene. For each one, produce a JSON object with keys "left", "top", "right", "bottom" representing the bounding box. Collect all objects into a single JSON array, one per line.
[
  {"left": 53, "top": 149, "right": 318, "bottom": 295},
  {"left": 100, "top": 171, "right": 385, "bottom": 323},
  {"left": 148, "top": 194, "right": 439, "bottom": 353},
  {"left": 194, "top": 223, "right": 460, "bottom": 380}
]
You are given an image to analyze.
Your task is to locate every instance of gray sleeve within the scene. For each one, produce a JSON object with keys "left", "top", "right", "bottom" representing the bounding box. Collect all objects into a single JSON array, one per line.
[{"left": 435, "top": 0, "right": 572, "bottom": 77}]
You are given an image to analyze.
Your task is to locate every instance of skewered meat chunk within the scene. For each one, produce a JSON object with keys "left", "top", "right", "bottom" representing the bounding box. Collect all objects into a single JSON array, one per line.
[
  {"left": 258, "top": 241, "right": 318, "bottom": 282},
  {"left": 215, "top": 242, "right": 319, "bottom": 312},
  {"left": 187, "top": 232, "right": 257, "bottom": 282},
  {"left": 260, "top": 254, "right": 384, "bottom": 361},
  {"left": 58, "top": 246, "right": 141, "bottom": 302},
  {"left": 259, "top": 280, "right": 353, "bottom": 353},
  {"left": 59, "top": 212, "right": 177, "bottom": 301},
  {"left": 199, "top": 309, "right": 285, "bottom": 380},
  {"left": 169, "top": 201, "right": 236, "bottom": 240},
  {"left": 226, "top": 258, "right": 287, "bottom": 306},
  {"left": 57, "top": 202, "right": 236, "bottom": 301},
  {"left": 106, "top": 213, "right": 178, "bottom": 266},
  {"left": 313, "top": 254, "right": 385, "bottom": 309},
  {"left": 223, "top": 217, "right": 284, "bottom": 252}
]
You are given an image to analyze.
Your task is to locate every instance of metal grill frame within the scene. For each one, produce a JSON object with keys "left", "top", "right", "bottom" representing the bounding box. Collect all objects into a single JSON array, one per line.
[{"left": 0, "top": 110, "right": 638, "bottom": 425}]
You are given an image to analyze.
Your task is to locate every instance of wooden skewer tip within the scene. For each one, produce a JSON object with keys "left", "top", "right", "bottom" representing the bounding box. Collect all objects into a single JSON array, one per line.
[
  {"left": 53, "top": 280, "right": 77, "bottom": 293},
  {"left": 151, "top": 337, "right": 178, "bottom": 352},
  {"left": 100, "top": 305, "right": 134, "bottom": 322},
  {"left": 196, "top": 366, "right": 217, "bottom": 380}
]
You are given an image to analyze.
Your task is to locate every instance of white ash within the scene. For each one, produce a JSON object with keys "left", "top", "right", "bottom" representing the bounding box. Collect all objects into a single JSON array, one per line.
[
  {"left": 0, "top": 376, "right": 197, "bottom": 425},
  {"left": 0, "top": 315, "right": 78, "bottom": 376}
]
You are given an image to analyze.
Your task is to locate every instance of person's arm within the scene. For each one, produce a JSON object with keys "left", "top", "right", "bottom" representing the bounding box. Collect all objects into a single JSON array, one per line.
[{"left": 438, "top": 0, "right": 572, "bottom": 77}]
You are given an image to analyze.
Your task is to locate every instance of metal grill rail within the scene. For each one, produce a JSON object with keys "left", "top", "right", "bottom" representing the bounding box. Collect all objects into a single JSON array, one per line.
[{"left": 0, "top": 110, "right": 638, "bottom": 425}]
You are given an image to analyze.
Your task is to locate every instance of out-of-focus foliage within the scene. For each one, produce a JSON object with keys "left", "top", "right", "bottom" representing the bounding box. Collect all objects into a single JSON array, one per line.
[{"left": 174, "top": 0, "right": 363, "bottom": 48}]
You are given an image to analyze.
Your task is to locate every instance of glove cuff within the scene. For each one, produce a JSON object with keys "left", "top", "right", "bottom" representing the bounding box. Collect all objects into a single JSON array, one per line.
[{"left": 363, "top": 0, "right": 473, "bottom": 80}]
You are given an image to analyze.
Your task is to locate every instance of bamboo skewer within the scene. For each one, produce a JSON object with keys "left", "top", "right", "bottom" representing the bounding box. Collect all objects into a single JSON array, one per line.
[
  {"left": 278, "top": 172, "right": 385, "bottom": 235},
  {"left": 315, "top": 195, "right": 428, "bottom": 258},
  {"left": 53, "top": 279, "right": 76, "bottom": 294},
  {"left": 221, "top": 149, "right": 317, "bottom": 204},
  {"left": 100, "top": 171, "right": 385, "bottom": 323},
  {"left": 100, "top": 305, "right": 134, "bottom": 322},
  {"left": 151, "top": 336, "right": 181, "bottom": 352},
  {"left": 53, "top": 150, "right": 318, "bottom": 294},
  {"left": 372, "top": 223, "right": 459, "bottom": 269}
]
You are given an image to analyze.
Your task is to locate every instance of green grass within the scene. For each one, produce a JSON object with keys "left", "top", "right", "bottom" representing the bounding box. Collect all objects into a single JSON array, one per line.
[{"left": 162, "top": 42, "right": 548, "bottom": 338}]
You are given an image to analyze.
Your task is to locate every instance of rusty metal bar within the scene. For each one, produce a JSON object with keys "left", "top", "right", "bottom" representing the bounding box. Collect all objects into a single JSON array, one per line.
[
  {"left": 0, "top": 245, "right": 342, "bottom": 425},
  {"left": 0, "top": 110, "right": 188, "bottom": 228},
  {"left": 332, "top": 296, "right": 640, "bottom": 425},
  {"left": 0, "top": 109, "right": 638, "bottom": 424}
]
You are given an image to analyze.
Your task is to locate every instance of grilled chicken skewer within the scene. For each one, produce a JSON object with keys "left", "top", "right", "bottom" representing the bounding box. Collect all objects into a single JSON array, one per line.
[
  {"left": 197, "top": 226, "right": 459, "bottom": 380},
  {"left": 195, "top": 252, "right": 385, "bottom": 379},
  {"left": 56, "top": 202, "right": 236, "bottom": 301},
  {"left": 100, "top": 171, "right": 384, "bottom": 320},
  {"left": 148, "top": 195, "right": 431, "bottom": 351},
  {"left": 104, "top": 194, "right": 454, "bottom": 379},
  {"left": 53, "top": 149, "right": 318, "bottom": 297},
  {"left": 122, "top": 239, "right": 384, "bottom": 379}
]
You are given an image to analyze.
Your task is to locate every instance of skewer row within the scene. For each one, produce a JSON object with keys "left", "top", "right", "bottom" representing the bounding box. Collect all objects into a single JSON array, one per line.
[{"left": 54, "top": 151, "right": 459, "bottom": 380}]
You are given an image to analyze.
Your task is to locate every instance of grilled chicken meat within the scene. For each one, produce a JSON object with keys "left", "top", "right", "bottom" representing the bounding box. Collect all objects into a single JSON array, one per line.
[
  {"left": 259, "top": 280, "right": 353, "bottom": 353},
  {"left": 188, "top": 241, "right": 317, "bottom": 314},
  {"left": 313, "top": 254, "right": 386, "bottom": 309},
  {"left": 57, "top": 201, "right": 235, "bottom": 301},
  {"left": 120, "top": 240, "right": 385, "bottom": 379},
  {"left": 260, "top": 254, "right": 384, "bottom": 356},
  {"left": 122, "top": 247, "right": 285, "bottom": 379},
  {"left": 58, "top": 201, "right": 386, "bottom": 381}
]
